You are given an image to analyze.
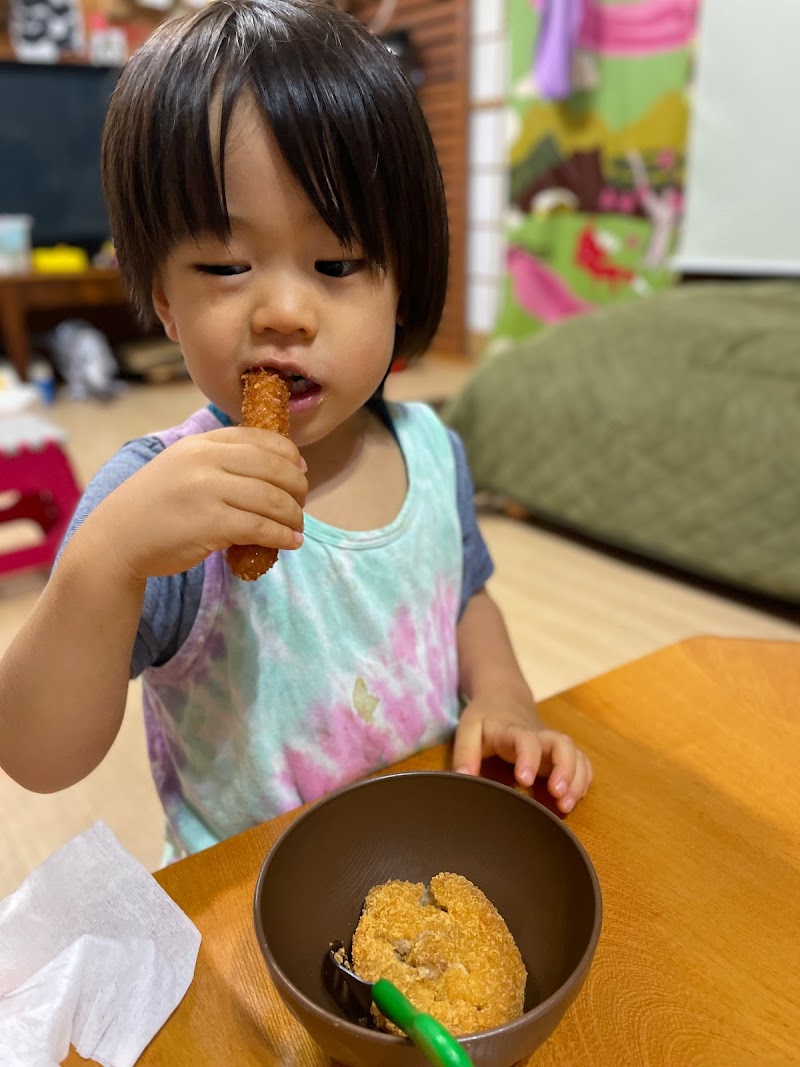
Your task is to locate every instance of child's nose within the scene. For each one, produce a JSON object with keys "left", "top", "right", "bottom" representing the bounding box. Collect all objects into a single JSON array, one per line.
[{"left": 250, "top": 278, "right": 318, "bottom": 338}]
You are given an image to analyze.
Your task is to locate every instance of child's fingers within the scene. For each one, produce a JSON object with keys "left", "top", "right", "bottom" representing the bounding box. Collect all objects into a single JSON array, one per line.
[
  {"left": 227, "top": 508, "right": 305, "bottom": 552},
  {"left": 556, "top": 751, "right": 592, "bottom": 813},
  {"left": 218, "top": 444, "right": 308, "bottom": 504},
  {"left": 511, "top": 729, "right": 543, "bottom": 787},
  {"left": 540, "top": 731, "right": 578, "bottom": 799},
  {"left": 452, "top": 713, "right": 483, "bottom": 777},
  {"left": 222, "top": 475, "right": 305, "bottom": 533},
  {"left": 576, "top": 752, "right": 592, "bottom": 793},
  {"left": 208, "top": 426, "right": 306, "bottom": 470}
]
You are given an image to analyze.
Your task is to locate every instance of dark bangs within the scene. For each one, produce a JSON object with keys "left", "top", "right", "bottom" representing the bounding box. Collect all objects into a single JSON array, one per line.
[{"left": 101, "top": 0, "right": 449, "bottom": 358}]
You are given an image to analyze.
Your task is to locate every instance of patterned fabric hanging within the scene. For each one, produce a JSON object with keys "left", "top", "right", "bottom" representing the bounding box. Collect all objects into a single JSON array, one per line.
[{"left": 490, "top": 0, "right": 699, "bottom": 352}]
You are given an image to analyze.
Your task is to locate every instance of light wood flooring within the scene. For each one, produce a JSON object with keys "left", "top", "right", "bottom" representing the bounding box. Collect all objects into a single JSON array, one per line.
[{"left": 1, "top": 358, "right": 798, "bottom": 897}]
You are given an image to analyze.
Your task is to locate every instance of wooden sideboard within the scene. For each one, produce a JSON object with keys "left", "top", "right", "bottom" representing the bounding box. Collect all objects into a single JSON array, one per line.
[{"left": 0, "top": 268, "right": 129, "bottom": 380}]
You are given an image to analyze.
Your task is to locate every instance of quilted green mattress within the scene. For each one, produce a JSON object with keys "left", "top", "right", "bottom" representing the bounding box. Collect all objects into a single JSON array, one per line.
[{"left": 444, "top": 282, "right": 800, "bottom": 603}]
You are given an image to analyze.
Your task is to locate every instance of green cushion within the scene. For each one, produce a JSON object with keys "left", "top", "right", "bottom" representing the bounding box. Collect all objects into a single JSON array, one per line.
[{"left": 444, "top": 282, "right": 800, "bottom": 602}]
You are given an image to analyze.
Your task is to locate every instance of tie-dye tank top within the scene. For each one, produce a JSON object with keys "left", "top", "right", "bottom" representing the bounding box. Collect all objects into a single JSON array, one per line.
[{"left": 142, "top": 401, "right": 462, "bottom": 858}]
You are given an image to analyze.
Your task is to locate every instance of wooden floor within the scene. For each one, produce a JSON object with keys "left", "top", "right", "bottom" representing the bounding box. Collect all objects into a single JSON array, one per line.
[{"left": 1, "top": 358, "right": 798, "bottom": 897}]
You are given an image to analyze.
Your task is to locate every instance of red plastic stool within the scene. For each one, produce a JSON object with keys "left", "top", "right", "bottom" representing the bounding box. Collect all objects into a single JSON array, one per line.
[{"left": 0, "top": 416, "right": 82, "bottom": 577}]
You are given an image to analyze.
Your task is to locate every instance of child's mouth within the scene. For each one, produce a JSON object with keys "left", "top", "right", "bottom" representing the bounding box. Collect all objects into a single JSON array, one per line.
[
  {"left": 286, "top": 373, "right": 322, "bottom": 410},
  {"left": 248, "top": 365, "right": 322, "bottom": 412},
  {"left": 288, "top": 374, "right": 316, "bottom": 397}
]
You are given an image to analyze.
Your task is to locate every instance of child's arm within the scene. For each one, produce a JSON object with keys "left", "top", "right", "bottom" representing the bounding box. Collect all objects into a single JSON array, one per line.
[
  {"left": 0, "top": 529, "right": 146, "bottom": 791},
  {"left": 0, "top": 427, "right": 306, "bottom": 793},
  {"left": 452, "top": 587, "right": 593, "bottom": 813}
]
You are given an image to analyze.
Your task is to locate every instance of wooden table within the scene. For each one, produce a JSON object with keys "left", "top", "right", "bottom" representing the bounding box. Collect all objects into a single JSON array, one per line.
[
  {"left": 66, "top": 637, "right": 800, "bottom": 1066},
  {"left": 0, "top": 268, "right": 127, "bottom": 380}
]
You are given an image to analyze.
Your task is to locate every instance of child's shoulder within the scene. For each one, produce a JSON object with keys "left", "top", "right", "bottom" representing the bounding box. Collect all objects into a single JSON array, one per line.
[
  {"left": 386, "top": 398, "right": 438, "bottom": 422},
  {"left": 385, "top": 398, "right": 447, "bottom": 437},
  {"left": 386, "top": 399, "right": 456, "bottom": 458}
]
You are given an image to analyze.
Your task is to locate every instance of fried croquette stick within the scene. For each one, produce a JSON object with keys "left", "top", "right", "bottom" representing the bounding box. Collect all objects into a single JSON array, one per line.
[{"left": 226, "top": 369, "right": 291, "bottom": 581}]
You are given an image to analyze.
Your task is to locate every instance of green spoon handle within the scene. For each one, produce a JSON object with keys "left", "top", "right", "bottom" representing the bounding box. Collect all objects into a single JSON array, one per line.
[{"left": 372, "top": 979, "right": 474, "bottom": 1067}]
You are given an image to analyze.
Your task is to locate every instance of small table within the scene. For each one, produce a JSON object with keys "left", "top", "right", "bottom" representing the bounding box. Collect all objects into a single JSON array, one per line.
[
  {"left": 0, "top": 268, "right": 127, "bottom": 380},
  {"left": 65, "top": 637, "right": 800, "bottom": 1066}
]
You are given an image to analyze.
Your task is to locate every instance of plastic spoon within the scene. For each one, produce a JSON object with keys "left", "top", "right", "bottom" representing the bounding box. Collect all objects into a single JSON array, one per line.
[{"left": 324, "top": 940, "right": 473, "bottom": 1067}]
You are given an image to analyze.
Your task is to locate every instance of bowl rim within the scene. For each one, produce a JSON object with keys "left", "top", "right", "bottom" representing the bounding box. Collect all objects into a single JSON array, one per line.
[{"left": 253, "top": 770, "right": 603, "bottom": 1050}]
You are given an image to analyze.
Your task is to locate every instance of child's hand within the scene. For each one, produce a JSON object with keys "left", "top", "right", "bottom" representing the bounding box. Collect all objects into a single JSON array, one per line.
[
  {"left": 82, "top": 427, "right": 307, "bottom": 582},
  {"left": 452, "top": 696, "right": 593, "bottom": 814}
]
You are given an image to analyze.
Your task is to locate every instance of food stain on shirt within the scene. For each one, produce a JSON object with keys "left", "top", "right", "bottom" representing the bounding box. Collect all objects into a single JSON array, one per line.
[{"left": 353, "top": 677, "right": 380, "bottom": 723}]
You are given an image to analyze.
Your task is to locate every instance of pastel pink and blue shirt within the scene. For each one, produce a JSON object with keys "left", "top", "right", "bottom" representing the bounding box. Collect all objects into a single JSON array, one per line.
[{"left": 61, "top": 401, "right": 492, "bottom": 858}]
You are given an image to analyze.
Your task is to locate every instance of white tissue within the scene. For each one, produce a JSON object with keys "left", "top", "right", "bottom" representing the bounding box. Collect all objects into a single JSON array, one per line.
[{"left": 0, "top": 822, "right": 201, "bottom": 1067}]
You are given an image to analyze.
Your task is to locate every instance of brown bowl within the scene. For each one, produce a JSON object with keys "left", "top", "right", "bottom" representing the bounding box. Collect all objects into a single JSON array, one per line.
[{"left": 254, "top": 772, "right": 601, "bottom": 1067}]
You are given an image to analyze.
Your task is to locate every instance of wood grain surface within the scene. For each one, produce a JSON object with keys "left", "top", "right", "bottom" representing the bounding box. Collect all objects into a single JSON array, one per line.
[{"left": 64, "top": 637, "right": 800, "bottom": 1066}]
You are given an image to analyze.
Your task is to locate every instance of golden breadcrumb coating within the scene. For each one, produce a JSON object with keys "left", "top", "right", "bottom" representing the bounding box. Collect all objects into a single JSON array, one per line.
[
  {"left": 351, "top": 872, "right": 526, "bottom": 1036},
  {"left": 240, "top": 368, "right": 291, "bottom": 436},
  {"left": 226, "top": 369, "right": 291, "bottom": 581}
]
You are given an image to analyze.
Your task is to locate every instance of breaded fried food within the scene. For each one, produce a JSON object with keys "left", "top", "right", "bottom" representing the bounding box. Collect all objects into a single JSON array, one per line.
[
  {"left": 351, "top": 872, "right": 526, "bottom": 1036},
  {"left": 226, "top": 369, "right": 291, "bottom": 581}
]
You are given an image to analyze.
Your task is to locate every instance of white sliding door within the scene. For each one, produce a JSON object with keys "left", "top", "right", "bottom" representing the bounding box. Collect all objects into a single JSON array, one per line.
[{"left": 673, "top": 0, "right": 800, "bottom": 275}]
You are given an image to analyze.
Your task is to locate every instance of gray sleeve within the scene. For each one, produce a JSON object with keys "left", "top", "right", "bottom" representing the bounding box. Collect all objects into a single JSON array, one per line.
[
  {"left": 447, "top": 428, "right": 494, "bottom": 616},
  {"left": 57, "top": 437, "right": 204, "bottom": 678}
]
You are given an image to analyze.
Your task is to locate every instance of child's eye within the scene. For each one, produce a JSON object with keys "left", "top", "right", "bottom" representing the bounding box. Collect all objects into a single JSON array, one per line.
[
  {"left": 194, "top": 264, "right": 250, "bottom": 276},
  {"left": 315, "top": 259, "right": 365, "bottom": 278}
]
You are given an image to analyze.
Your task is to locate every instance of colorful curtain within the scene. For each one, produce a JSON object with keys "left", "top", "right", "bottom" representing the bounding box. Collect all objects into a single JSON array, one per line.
[{"left": 491, "top": 0, "right": 699, "bottom": 352}]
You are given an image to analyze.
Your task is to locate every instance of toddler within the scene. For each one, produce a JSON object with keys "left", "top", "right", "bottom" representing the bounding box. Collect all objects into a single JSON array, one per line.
[{"left": 0, "top": 0, "right": 592, "bottom": 859}]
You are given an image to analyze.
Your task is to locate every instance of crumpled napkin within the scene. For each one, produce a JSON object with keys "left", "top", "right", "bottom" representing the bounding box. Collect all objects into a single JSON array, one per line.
[{"left": 0, "top": 821, "right": 201, "bottom": 1067}]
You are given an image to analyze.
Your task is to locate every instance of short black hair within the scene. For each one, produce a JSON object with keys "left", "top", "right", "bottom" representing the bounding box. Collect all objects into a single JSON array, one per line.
[{"left": 101, "top": 0, "right": 449, "bottom": 360}]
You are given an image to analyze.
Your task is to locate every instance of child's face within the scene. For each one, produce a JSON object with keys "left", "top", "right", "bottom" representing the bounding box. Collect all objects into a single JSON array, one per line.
[{"left": 152, "top": 97, "right": 400, "bottom": 446}]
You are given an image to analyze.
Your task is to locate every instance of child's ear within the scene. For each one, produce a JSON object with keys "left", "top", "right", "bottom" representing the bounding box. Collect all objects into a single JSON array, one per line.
[{"left": 152, "top": 283, "right": 179, "bottom": 343}]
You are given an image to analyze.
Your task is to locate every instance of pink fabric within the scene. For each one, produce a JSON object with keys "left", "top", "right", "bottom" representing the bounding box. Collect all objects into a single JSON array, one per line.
[
  {"left": 507, "top": 245, "right": 593, "bottom": 323},
  {"left": 531, "top": 0, "right": 699, "bottom": 57}
]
